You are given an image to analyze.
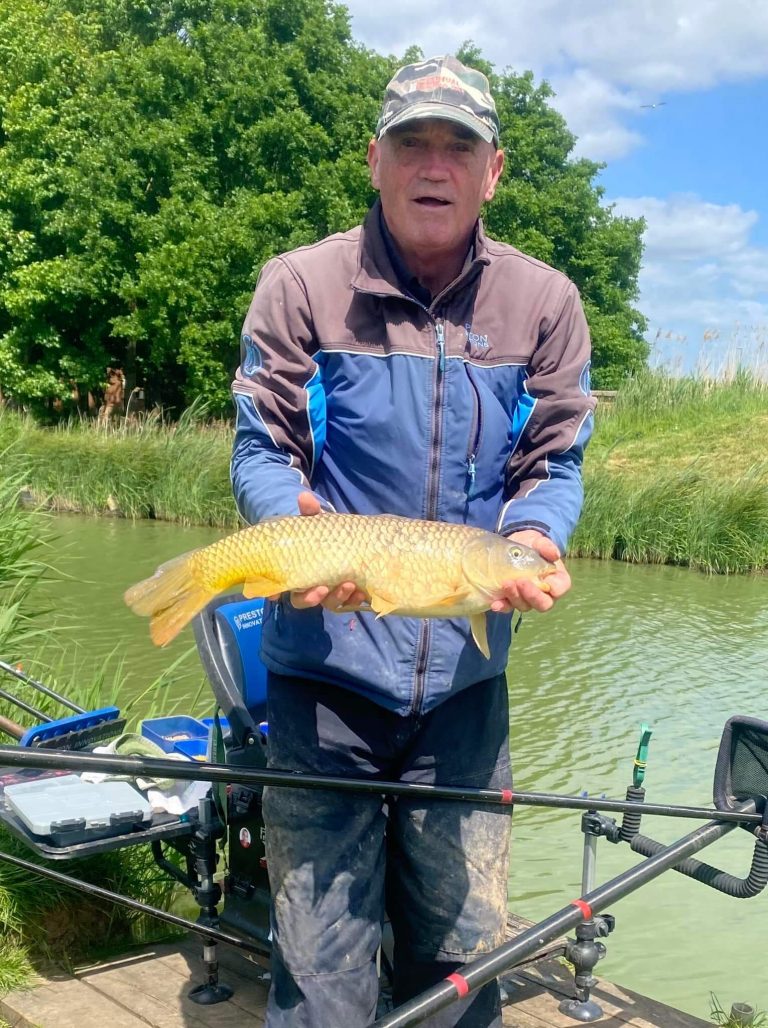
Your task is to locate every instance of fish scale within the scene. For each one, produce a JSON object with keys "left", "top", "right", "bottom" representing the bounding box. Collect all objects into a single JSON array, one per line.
[{"left": 125, "top": 512, "right": 556, "bottom": 654}]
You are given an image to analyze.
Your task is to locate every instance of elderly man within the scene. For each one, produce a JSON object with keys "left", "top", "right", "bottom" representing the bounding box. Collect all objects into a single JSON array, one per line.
[{"left": 231, "top": 54, "right": 594, "bottom": 1027}]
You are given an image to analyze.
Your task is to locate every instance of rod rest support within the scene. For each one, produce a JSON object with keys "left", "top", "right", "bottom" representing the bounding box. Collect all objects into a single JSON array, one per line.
[
  {"left": 618, "top": 783, "right": 768, "bottom": 898},
  {"left": 582, "top": 810, "right": 621, "bottom": 843},
  {"left": 187, "top": 795, "right": 232, "bottom": 1006},
  {"left": 627, "top": 831, "right": 768, "bottom": 898},
  {"left": 559, "top": 916, "right": 615, "bottom": 1023},
  {"left": 150, "top": 840, "right": 195, "bottom": 890}
]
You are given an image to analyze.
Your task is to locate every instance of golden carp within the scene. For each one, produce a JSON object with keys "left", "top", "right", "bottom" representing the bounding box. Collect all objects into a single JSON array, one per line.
[{"left": 124, "top": 513, "right": 556, "bottom": 656}]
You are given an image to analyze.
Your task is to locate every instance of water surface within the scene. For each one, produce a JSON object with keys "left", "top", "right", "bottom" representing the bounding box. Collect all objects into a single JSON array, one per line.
[{"left": 32, "top": 515, "right": 768, "bottom": 1020}]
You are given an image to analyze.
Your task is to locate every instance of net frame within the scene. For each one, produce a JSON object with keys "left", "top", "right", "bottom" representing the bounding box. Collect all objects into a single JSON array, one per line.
[{"left": 713, "top": 715, "right": 768, "bottom": 816}]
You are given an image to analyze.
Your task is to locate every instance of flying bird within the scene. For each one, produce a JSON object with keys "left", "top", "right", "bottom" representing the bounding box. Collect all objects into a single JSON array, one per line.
[{"left": 640, "top": 102, "right": 667, "bottom": 109}]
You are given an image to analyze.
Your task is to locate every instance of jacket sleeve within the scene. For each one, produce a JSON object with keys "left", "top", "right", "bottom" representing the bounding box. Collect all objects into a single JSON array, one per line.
[
  {"left": 496, "top": 279, "right": 595, "bottom": 555},
  {"left": 231, "top": 256, "right": 329, "bottom": 524}
]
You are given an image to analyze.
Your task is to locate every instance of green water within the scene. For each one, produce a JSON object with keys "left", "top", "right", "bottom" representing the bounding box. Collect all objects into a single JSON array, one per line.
[{"left": 30, "top": 515, "right": 768, "bottom": 1020}]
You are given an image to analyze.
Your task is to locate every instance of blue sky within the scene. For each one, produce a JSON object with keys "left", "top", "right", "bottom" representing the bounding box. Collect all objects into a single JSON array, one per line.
[{"left": 341, "top": 0, "right": 768, "bottom": 377}]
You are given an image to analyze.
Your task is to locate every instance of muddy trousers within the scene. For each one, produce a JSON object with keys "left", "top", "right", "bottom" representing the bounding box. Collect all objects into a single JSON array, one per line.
[{"left": 262, "top": 672, "right": 513, "bottom": 1028}]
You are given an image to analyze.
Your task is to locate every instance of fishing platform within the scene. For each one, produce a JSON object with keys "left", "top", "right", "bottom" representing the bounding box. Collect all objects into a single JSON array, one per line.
[{"left": 0, "top": 922, "right": 711, "bottom": 1028}]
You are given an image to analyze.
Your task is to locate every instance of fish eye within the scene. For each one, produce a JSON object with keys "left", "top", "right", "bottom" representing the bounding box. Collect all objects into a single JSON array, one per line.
[{"left": 509, "top": 546, "right": 522, "bottom": 558}]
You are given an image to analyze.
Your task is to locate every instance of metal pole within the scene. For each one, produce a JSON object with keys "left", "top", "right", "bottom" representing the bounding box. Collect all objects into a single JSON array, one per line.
[
  {"left": 0, "top": 848, "right": 268, "bottom": 959},
  {"left": 0, "top": 659, "right": 85, "bottom": 713},
  {"left": 0, "top": 687, "right": 50, "bottom": 722},
  {"left": 0, "top": 745, "right": 761, "bottom": 826},
  {"left": 372, "top": 808, "right": 751, "bottom": 1027}
]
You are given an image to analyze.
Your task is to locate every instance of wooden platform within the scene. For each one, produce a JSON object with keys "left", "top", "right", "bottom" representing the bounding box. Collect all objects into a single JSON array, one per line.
[{"left": 0, "top": 931, "right": 710, "bottom": 1028}]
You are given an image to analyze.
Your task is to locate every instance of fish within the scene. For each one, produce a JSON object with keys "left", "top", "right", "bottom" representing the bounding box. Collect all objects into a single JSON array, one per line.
[{"left": 124, "top": 513, "right": 557, "bottom": 657}]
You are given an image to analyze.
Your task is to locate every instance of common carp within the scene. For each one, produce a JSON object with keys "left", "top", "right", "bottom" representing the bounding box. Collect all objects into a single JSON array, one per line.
[{"left": 124, "top": 513, "right": 556, "bottom": 657}]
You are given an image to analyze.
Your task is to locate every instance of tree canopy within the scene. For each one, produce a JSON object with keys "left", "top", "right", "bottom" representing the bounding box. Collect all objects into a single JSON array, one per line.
[{"left": 0, "top": 0, "right": 647, "bottom": 416}]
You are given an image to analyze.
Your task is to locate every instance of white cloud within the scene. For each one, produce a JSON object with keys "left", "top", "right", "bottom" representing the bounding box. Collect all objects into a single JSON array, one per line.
[
  {"left": 547, "top": 68, "right": 645, "bottom": 160},
  {"left": 610, "top": 195, "right": 758, "bottom": 261},
  {"left": 608, "top": 195, "right": 768, "bottom": 362},
  {"left": 344, "top": 0, "right": 768, "bottom": 161}
]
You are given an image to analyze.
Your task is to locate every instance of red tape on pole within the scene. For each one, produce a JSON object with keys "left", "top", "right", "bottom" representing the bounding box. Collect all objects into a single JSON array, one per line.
[
  {"left": 446, "top": 972, "right": 470, "bottom": 998},
  {"left": 500, "top": 789, "right": 514, "bottom": 804},
  {"left": 570, "top": 898, "right": 593, "bottom": 919}
]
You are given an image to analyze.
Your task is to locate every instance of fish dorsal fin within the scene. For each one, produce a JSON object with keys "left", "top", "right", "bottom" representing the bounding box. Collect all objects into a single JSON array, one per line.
[
  {"left": 470, "top": 613, "right": 490, "bottom": 659},
  {"left": 242, "top": 575, "right": 285, "bottom": 599}
]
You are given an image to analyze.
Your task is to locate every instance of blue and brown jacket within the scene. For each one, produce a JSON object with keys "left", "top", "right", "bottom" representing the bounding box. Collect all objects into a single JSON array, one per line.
[{"left": 231, "top": 201, "right": 595, "bottom": 715}]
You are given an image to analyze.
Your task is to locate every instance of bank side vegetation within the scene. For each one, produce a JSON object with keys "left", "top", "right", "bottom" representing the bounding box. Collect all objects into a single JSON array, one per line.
[{"left": 1, "top": 368, "right": 767, "bottom": 574}]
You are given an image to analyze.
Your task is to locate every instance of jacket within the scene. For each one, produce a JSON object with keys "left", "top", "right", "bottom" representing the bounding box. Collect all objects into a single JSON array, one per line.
[{"left": 231, "top": 201, "right": 595, "bottom": 715}]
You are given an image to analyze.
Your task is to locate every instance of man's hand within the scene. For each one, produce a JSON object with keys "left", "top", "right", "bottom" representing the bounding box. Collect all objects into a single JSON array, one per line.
[
  {"left": 286, "top": 492, "right": 369, "bottom": 612},
  {"left": 489, "top": 530, "right": 571, "bottom": 614}
]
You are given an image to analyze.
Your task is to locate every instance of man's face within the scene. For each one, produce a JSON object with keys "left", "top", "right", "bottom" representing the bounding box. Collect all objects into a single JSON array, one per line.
[{"left": 367, "top": 120, "right": 504, "bottom": 262}]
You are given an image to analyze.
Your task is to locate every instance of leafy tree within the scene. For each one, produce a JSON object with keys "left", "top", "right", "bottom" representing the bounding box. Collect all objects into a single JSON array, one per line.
[
  {"left": 0, "top": 0, "right": 391, "bottom": 415},
  {"left": 0, "top": 9, "right": 645, "bottom": 417}
]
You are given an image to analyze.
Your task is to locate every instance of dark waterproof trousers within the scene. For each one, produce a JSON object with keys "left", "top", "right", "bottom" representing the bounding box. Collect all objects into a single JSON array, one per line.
[{"left": 262, "top": 672, "right": 513, "bottom": 1027}]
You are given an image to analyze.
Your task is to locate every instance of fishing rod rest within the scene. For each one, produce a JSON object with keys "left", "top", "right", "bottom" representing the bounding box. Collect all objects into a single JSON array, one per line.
[
  {"left": 616, "top": 783, "right": 768, "bottom": 899},
  {"left": 187, "top": 795, "right": 233, "bottom": 1005},
  {"left": 557, "top": 809, "right": 620, "bottom": 1022},
  {"left": 559, "top": 915, "right": 615, "bottom": 1023}
]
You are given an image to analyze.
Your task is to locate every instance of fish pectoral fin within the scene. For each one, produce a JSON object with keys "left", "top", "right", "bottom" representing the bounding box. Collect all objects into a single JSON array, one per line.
[
  {"left": 369, "top": 591, "right": 399, "bottom": 618},
  {"left": 470, "top": 613, "right": 490, "bottom": 659},
  {"left": 242, "top": 576, "right": 286, "bottom": 599}
]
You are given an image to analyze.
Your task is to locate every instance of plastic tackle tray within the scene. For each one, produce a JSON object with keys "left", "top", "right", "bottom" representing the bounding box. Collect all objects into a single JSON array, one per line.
[{"left": 4, "top": 774, "right": 152, "bottom": 846}]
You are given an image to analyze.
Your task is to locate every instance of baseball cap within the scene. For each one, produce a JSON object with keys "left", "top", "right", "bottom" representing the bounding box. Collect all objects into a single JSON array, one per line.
[{"left": 375, "top": 55, "right": 500, "bottom": 145}]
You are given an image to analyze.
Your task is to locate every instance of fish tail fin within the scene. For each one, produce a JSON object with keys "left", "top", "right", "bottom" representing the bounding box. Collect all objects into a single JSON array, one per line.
[{"left": 124, "top": 552, "right": 214, "bottom": 647}]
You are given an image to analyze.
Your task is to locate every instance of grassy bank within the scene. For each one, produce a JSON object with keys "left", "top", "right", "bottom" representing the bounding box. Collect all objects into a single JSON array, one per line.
[
  {"left": 0, "top": 403, "right": 238, "bottom": 528},
  {"left": 571, "top": 371, "right": 768, "bottom": 573},
  {"left": 2, "top": 369, "right": 767, "bottom": 572}
]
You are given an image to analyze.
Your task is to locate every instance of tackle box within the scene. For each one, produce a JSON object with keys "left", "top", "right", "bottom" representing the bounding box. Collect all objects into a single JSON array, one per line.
[{"left": 3, "top": 773, "right": 152, "bottom": 846}]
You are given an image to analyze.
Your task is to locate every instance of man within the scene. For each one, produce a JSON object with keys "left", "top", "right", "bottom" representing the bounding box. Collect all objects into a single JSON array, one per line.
[{"left": 231, "top": 55, "right": 595, "bottom": 1027}]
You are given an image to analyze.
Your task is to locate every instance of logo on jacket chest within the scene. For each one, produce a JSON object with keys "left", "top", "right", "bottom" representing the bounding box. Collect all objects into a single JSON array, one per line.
[{"left": 464, "top": 323, "right": 490, "bottom": 356}]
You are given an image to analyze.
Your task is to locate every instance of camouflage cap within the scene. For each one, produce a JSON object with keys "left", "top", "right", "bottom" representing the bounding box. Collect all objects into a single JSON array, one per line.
[{"left": 375, "top": 55, "right": 500, "bottom": 145}]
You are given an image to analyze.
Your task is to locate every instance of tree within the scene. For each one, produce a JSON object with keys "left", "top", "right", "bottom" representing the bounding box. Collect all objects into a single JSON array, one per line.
[
  {"left": 0, "top": 12, "right": 645, "bottom": 416},
  {"left": 0, "top": 0, "right": 391, "bottom": 415}
]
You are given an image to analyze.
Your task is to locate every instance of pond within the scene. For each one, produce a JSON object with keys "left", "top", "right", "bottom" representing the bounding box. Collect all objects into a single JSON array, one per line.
[{"left": 30, "top": 514, "right": 768, "bottom": 1021}]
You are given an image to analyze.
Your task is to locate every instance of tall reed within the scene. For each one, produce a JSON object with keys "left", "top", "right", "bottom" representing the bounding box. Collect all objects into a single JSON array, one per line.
[
  {"left": 2, "top": 368, "right": 767, "bottom": 571},
  {"left": 576, "top": 368, "right": 768, "bottom": 572},
  {"left": 0, "top": 403, "right": 238, "bottom": 527}
]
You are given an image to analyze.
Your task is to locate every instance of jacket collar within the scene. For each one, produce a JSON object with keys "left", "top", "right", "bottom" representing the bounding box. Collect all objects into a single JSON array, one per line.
[{"left": 351, "top": 199, "right": 491, "bottom": 304}]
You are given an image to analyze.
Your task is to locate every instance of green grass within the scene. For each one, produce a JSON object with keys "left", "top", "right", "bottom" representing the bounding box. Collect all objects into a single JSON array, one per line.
[
  {"left": 710, "top": 992, "right": 767, "bottom": 1026},
  {"left": 0, "top": 402, "right": 238, "bottom": 528},
  {"left": 1, "top": 368, "right": 768, "bottom": 572},
  {"left": 573, "top": 369, "right": 768, "bottom": 572}
]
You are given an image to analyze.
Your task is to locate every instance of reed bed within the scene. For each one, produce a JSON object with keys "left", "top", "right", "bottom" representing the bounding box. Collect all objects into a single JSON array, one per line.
[
  {"left": 1, "top": 367, "right": 767, "bottom": 572},
  {"left": 0, "top": 404, "right": 238, "bottom": 528},
  {"left": 575, "top": 368, "right": 768, "bottom": 572}
]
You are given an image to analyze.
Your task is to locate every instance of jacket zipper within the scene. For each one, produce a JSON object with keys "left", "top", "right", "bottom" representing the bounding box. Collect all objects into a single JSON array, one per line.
[
  {"left": 464, "top": 362, "right": 483, "bottom": 499},
  {"left": 412, "top": 317, "right": 446, "bottom": 715}
]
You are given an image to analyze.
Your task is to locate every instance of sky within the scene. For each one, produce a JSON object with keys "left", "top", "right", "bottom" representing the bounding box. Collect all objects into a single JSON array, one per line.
[{"left": 341, "top": 0, "right": 768, "bottom": 376}]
